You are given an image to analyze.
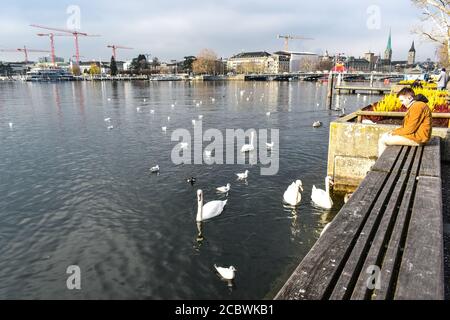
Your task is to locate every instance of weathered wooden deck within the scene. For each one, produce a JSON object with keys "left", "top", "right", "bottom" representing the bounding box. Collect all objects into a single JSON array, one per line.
[
  {"left": 335, "top": 85, "right": 391, "bottom": 95},
  {"left": 275, "top": 136, "right": 444, "bottom": 300}
]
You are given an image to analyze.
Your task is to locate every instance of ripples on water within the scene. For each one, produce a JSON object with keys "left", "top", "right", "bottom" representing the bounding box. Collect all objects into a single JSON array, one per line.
[{"left": 0, "top": 81, "right": 382, "bottom": 299}]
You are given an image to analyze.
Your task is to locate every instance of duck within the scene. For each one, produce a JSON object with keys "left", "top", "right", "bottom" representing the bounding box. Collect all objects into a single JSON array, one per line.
[
  {"left": 216, "top": 183, "right": 231, "bottom": 193},
  {"left": 196, "top": 189, "right": 227, "bottom": 222},
  {"left": 312, "top": 121, "right": 322, "bottom": 128},
  {"left": 214, "top": 265, "right": 236, "bottom": 280},
  {"left": 150, "top": 165, "right": 159, "bottom": 173},
  {"left": 311, "top": 176, "right": 334, "bottom": 209},
  {"left": 240, "top": 131, "right": 255, "bottom": 152},
  {"left": 236, "top": 170, "right": 249, "bottom": 180},
  {"left": 283, "top": 180, "right": 303, "bottom": 206},
  {"left": 266, "top": 142, "right": 274, "bottom": 150},
  {"left": 186, "top": 177, "right": 196, "bottom": 185}
]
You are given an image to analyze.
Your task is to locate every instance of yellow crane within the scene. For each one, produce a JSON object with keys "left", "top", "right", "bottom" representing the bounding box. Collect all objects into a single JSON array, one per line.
[{"left": 277, "top": 34, "right": 314, "bottom": 51}]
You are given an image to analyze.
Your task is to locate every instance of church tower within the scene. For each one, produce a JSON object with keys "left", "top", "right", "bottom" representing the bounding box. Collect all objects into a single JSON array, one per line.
[
  {"left": 408, "top": 41, "right": 416, "bottom": 65},
  {"left": 384, "top": 29, "right": 392, "bottom": 61}
]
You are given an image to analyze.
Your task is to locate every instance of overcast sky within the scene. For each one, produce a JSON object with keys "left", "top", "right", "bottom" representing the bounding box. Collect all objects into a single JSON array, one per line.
[{"left": 0, "top": 0, "right": 439, "bottom": 63}]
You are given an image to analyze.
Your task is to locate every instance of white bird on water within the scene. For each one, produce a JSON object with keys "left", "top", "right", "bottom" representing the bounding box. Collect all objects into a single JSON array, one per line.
[
  {"left": 192, "top": 119, "right": 196, "bottom": 125},
  {"left": 136, "top": 107, "right": 142, "bottom": 112},
  {"left": 171, "top": 104, "right": 175, "bottom": 108},
  {"left": 8, "top": 122, "right": 13, "bottom": 129},
  {"left": 107, "top": 125, "right": 114, "bottom": 130},
  {"left": 236, "top": 170, "right": 249, "bottom": 180},
  {"left": 162, "top": 126, "right": 167, "bottom": 132},
  {"left": 312, "top": 121, "right": 322, "bottom": 128},
  {"left": 240, "top": 131, "right": 255, "bottom": 152},
  {"left": 311, "top": 176, "right": 334, "bottom": 209},
  {"left": 216, "top": 183, "right": 231, "bottom": 193},
  {"left": 266, "top": 112, "right": 271, "bottom": 116},
  {"left": 167, "top": 116, "right": 170, "bottom": 121},
  {"left": 283, "top": 180, "right": 303, "bottom": 206},
  {"left": 107, "top": 98, "right": 111, "bottom": 101},
  {"left": 214, "top": 264, "right": 236, "bottom": 280},
  {"left": 150, "top": 165, "right": 159, "bottom": 173},
  {"left": 104, "top": 117, "right": 111, "bottom": 122},
  {"left": 150, "top": 109, "right": 155, "bottom": 114},
  {"left": 198, "top": 115, "right": 203, "bottom": 120},
  {"left": 196, "top": 189, "right": 227, "bottom": 222}
]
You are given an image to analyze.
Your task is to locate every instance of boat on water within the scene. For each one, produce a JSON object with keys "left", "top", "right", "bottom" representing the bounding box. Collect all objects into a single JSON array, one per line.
[{"left": 25, "top": 67, "right": 78, "bottom": 82}]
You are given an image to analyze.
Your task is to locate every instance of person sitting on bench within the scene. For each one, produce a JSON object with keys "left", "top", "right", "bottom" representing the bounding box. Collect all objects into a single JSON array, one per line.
[{"left": 378, "top": 87, "right": 432, "bottom": 157}]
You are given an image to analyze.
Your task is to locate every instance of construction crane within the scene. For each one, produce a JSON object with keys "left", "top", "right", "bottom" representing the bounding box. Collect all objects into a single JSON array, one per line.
[
  {"left": 0, "top": 46, "right": 50, "bottom": 64},
  {"left": 107, "top": 45, "right": 133, "bottom": 60},
  {"left": 35, "top": 32, "right": 69, "bottom": 65},
  {"left": 277, "top": 34, "right": 314, "bottom": 52},
  {"left": 30, "top": 24, "right": 100, "bottom": 65}
]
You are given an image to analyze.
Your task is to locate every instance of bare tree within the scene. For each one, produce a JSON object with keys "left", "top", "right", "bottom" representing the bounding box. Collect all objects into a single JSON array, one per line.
[
  {"left": 412, "top": 0, "right": 450, "bottom": 63},
  {"left": 192, "top": 49, "right": 219, "bottom": 75}
]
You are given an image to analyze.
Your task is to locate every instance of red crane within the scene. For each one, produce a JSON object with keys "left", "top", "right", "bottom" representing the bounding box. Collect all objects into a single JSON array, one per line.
[
  {"left": 35, "top": 32, "right": 68, "bottom": 65},
  {"left": 30, "top": 24, "right": 100, "bottom": 65},
  {"left": 107, "top": 45, "right": 133, "bottom": 60},
  {"left": 0, "top": 46, "right": 50, "bottom": 63}
]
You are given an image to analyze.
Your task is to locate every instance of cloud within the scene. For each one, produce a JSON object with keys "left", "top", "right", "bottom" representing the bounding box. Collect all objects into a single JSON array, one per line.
[{"left": 0, "top": 0, "right": 439, "bottom": 62}]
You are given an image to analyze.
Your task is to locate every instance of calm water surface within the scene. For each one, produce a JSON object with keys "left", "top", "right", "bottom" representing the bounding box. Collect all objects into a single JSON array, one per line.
[{"left": 0, "top": 80, "right": 382, "bottom": 299}]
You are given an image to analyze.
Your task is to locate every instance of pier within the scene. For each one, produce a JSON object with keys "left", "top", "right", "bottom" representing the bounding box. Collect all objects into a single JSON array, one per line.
[
  {"left": 334, "top": 85, "right": 391, "bottom": 95},
  {"left": 275, "top": 137, "right": 444, "bottom": 300}
]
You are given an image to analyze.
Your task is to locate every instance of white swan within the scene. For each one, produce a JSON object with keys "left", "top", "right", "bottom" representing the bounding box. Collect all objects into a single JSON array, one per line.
[
  {"left": 240, "top": 131, "right": 255, "bottom": 152},
  {"left": 311, "top": 176, "right": 334, "bottom": 209},
  {"left": 312, "top": 121, "right": 322, "bottom": 128},
  {"left": 283, "top": 180, "right": 303, "bottom": 206},
  {"left": 236, "top": 170, "right": 249, "bottom": 180},
  {"left": 214, "top": 265, "right": 236, "bottom": 280},
  {"left": 196, "top": 189, "right": 227, "bottom": 222},
  {"left": 216, "top": 183, "right": 231, "bottom": 193}
]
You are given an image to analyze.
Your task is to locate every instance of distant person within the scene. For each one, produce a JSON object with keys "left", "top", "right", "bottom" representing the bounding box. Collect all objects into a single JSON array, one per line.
[
  {"left": 437, "top": 68, "right": 448, "bottom": 90},
  {"left": 378, "top": 87, "right": 432, "bottom": 157},
  {"left": 423, "top": 73, "right": 430, "bottom": 82}
]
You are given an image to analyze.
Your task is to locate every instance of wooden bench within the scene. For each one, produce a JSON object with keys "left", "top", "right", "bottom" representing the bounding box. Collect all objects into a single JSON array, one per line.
[{"left": 275, "top": 136, "right": 444, "bottom": 300}]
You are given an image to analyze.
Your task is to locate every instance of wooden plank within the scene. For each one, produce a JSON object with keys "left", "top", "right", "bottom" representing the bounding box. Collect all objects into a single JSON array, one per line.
[
  {"left": 349, "top": 148, "right": 416, "bottom": 299},
  {"left": 395, "top": 176, "right": 444, "bottom": 300},
  {"left": 371, "top": 145, "right": 403, "bottom": 173},
  {"left": 418, "top": 136, "right": 441, "bottom": 178},
  {"left": 329, "top": 147, "right": 410, "bottom": 299},
  {"left": 373, "top": 146, "right": 423, "bottom": 300},
  {"left": 274, "top": 171, "right": 388, "bottom": 300}
]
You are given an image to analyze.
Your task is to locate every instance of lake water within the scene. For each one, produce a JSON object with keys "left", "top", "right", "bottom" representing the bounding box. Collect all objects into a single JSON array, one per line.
[{"left": 0, "top": 80, "right": 382, "bottom": 299}]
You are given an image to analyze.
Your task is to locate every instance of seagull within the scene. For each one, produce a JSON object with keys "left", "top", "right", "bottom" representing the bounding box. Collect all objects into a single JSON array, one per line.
[
  {"left": 192, "top": 119, "right": 196, "bottom": 125},
  {"left": 266, "top": 142, "right": 274, "bottom": 150},
  {"left": 266, "top": 112, "right": 270, "bottom": 116},
  {"left": 196, "top": 103, "right": 200, "bottom": 107},
  {"left": 214, "top": 265, "right": 236, "bottom": 280},
  {"left": 143, "top": 98, "right": 146, "bottom": 102},
  {"left": 150, "top": 165, "right": 159, "bottom": 173},
  {"left": 198, "top": 115, "right": 203, "bottom": 119},
  {"left": 312, "top": 121, "right": 322, "bottom": 128},
  {"left": 216, "top": 183, "right": 231, "bottom": 193},
  {"left": 186, "top": 177, "right": 196, "bottom": 185},
  {"left": 107, "top": 125, "right": 114, "bottom": 130},
  {"left": 136, "top": 107, "right": 142, "bottom": 112},
  {"left": 167, "top": 116, "right": 170, "bottom": 121},
  {"left": 107, "top": 98, "right": 111, "bottom": 101},
  {"left": 162, "top": 126, "right": 167, "bottom": 132},
  {"left": 171, "top": 104, "right": 175, "bottom": 108},
  {"left": 150, "top": 109, "right": 155, "bottom": 114},
  {"left": 104, "top": 117, "right": 111, "bottom": 122},
  {"left": 8, "top": 122, "right": 13, "bottom": 129},
  {"left": 236, "top": 170, "right": 249, "bottom": 180}
]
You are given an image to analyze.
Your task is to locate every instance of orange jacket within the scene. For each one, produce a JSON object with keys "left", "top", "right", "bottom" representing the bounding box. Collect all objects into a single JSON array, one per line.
[{"left": 392, "top": 101, "right": 432, "bottom": 144}]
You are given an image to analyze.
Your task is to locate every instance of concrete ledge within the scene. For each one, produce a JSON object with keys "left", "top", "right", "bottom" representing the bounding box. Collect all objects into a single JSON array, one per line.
[{"left": 328, "top": 112, "right": 449, "bottom": 192}]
